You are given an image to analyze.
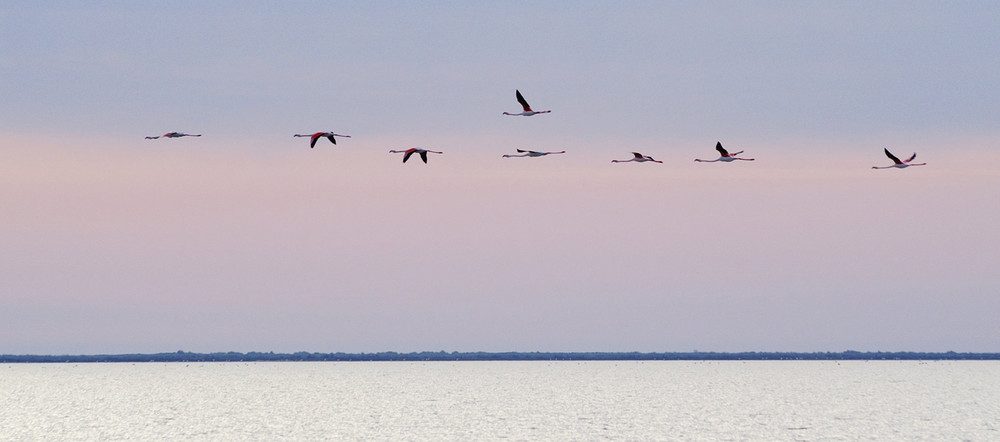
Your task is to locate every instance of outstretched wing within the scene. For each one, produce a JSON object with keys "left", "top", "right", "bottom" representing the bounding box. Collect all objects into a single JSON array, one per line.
[
  {"left": 309, "top": 133, "right": 321, "bottom": 148},
  {"left": 884, "top": 148, "right": 903, "bottom": 164},
  {"left": 715, "top": 142, "right": 729, "bottom": 156},
  {"left": 402, "top": 149, "right": 414, "bottom": 163},
  {"left": 905, "top": 153, "right": 917, "bottom": 163},
  {"left": 419, "top": 150, "right": 429, "bottom": 163},
  {"left": 516, "top": 149, "right": 528, "bottom": 153},
  {"left": 515, "top": 90, "right": 531, "bottom": 111},
  {"left": 326, "top": 134, "right": 337, "bottom": 145},
  {"left": 631, "top": 152, "right": 644, "bottom": 159}
]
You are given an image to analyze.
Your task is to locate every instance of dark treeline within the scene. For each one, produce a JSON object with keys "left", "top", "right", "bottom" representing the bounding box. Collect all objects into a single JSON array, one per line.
[{"left": 2, "top": 351, "right": 999, "bottom": 363}]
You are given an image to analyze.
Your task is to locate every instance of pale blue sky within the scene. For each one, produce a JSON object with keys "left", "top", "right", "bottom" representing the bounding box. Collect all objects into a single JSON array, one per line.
[{"left": 2, "top": 2, "right": 999, "bottom": 354}]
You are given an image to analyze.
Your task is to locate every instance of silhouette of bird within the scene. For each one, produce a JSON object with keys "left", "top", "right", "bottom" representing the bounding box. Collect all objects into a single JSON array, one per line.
[
  {"left": 612, "top": 152, "right": 662, "bottom": 163},
  {"left": 873, "top": 148, "right": 926, "bottom": 169},
  {"left": 389, "top": 147, "right": 443, "bottom": 164},
  {"left": 695, "top": 142, "right": 754, "bottom": 162},
  {"left": 502, "top": 149, "right": 566, "bottom": 158},
  {"left": 293, "top": 132, "right": 351, "bottom": 148},
  {"left": 145, "top": 132, "right": 201, "bottom": 140},
  {"left": 503, "top": 90, "right": 551, "bottom": 116}
]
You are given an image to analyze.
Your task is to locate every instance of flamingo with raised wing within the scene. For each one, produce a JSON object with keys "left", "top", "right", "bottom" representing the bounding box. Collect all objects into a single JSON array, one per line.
[
  {"left": 389, "top": 147, "right": 443, "bottom": 164},
  {"left": 873, "top": 148, "right": 926, "bottom": 169},
  {"left": 612, "top": 152, "right": 662, "bottom": 163},
  {"left": 503, "top": 90, "right": 551, "bottom": 116},
  {"left": 293, "top": 132, "right": 351, "bottom": 148},
  {"left": 695, "top": 142, "right": 754, "bottom": 162}
]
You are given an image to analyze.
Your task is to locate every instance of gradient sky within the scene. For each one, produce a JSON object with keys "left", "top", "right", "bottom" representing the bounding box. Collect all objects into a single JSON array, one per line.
[{"left": 2, "top": 2, "right": 999, "bottom": 354}]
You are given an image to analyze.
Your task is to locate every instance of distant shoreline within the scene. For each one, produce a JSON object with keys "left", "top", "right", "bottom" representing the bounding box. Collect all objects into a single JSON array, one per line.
[{"left": 3, "top": 351, "right": 999, "bottom": 363}]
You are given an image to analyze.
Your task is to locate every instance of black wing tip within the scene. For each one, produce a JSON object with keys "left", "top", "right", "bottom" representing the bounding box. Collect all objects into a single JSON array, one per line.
[
  {"left": 883, "top": 148, "right": 903, "bottom": 164},
  {"left": 715, "top": 142, "right": 728, "bottom": 155}
]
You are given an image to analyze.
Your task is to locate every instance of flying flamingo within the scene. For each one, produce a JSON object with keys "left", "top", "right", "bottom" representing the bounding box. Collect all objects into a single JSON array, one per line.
[
  {"left": 293, "top": 132, "right": 351, "bottom": 148},
  {"left": 873, "top": 148, "right": 926, "bottom": 169},
  {"left": 612, "top": 152, "right": 662, "bottom": 163},
  {"left": 145, "top": 132, "right": 201, "bottom": 139},
  {"left": 502, "top": 90, "right": 551, "bottom": 116},
  {"left": 694, "top": 142, "right": 754, "bottom": 162},
  {"left": 502, "top": 149, "right": 566, "bottom": 158},
  {"left": 389, "top": 147, "right": 443, "bottom": 164}
]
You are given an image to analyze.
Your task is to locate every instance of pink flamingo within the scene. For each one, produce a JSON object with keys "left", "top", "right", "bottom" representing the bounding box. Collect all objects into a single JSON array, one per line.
[
  {"left": 503, "top": 149, "right": 566, "bottom": 158},
  {"left": 502, "top": 90, "right": 551, "bottom": 116},
  {"left": 872, "top": 148, "right": 926, "bottom": 169},
  {"left": 612, "top": 152, "right": 662, "bottom": 163},
  {"left": 389, "top": 147, "right": 443, "bottom": 164},
  {"left": 145, "top": 132, "right": 201, "bottom": 139},
  {"left": 695, "top": 142, "right": 754, "bottom": 162},
  {"left": 293, "top": 132, "right": 351, "bottom": 148}
]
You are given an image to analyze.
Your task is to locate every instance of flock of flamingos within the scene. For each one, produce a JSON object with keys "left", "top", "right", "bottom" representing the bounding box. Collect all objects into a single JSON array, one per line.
[{"left": 144, "top": 90, "right": 928, "bottom": 170}]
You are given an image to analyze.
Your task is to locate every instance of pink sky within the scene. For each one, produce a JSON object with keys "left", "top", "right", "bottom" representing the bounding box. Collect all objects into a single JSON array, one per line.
[
  {"left": 3, "top": 132, "right": 998, "bottom": 353},
  {"left": 2, "top": 3, "right": 999, "bottom": 353}
]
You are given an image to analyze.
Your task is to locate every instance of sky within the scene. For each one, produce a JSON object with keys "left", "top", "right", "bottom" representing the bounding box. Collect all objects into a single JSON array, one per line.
[{"left": 2, "top": 2, "right": 999, "bottom": 354}]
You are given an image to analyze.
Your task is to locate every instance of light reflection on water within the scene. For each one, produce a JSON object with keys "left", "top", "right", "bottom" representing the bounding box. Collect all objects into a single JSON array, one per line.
[{"left": 2, "top": 361, "right": 998, "bottom": 440}]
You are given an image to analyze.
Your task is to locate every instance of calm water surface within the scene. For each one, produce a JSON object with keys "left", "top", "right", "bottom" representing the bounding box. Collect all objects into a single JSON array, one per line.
[{"left": 2, "top": 361, "right": 998, "bottom": 440}]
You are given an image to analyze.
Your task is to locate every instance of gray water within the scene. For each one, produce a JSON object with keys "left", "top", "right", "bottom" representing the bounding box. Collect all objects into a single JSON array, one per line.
[{"left": 2, "top": 361, "right": 998, "bottom": 440}]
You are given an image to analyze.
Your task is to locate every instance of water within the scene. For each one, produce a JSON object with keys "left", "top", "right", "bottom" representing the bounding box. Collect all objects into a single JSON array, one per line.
[{"left": 2, "top": 361, "right": 998, "bottom": 440}]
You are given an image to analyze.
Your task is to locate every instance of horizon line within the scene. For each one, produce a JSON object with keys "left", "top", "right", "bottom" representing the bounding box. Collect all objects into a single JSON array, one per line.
[{"left": 4, "top": 350, "right": 999, "bottom": 363}]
